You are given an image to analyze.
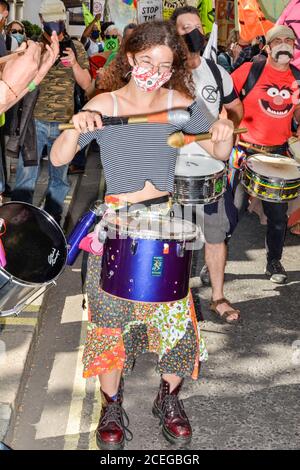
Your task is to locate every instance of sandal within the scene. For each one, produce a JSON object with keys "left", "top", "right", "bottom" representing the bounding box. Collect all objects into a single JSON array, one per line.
[{"left": 209, "top": 298, "right": 240, "bottom": 324}]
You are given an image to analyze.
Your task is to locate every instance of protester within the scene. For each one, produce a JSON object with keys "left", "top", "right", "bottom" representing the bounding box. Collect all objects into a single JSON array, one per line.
[
  {"left": 0, "top": 0, "right": 13, "bottom": 197},
  {"left": 0, "top": 0, "right": 10, "bottom": 55},
  {"left": 5, "top": 20, "right": 26, "bottom": 50},
  {"left": 231, "top": 25, "right": 300, "bottom": 284},
  {"left": 217, "top": 30, "right": 239, "bottom": 73},
  {"left": 81, "top": 13, "right": 104, "bottom": 58},
  {"left": 11, "top": 0, "right": 91, "bottom": 225},
  {"left": 171, "top": 6, "right": 243, "bottom": 323},
  {"left": 0, "top": 33, "right": 60, "bottom": 202},
  {"left": 123, "top": 23, "right": 137, "bottom": 42},
  {"left": 51, "top": 20, "right": 234, "bottom": 450},
  {"left": 231, "top": 36, "right": 253, "bottom": 71}
]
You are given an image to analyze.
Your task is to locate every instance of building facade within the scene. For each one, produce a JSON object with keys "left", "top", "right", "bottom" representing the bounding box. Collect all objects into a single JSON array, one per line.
[
  {"left": 7, "top": 0, "right": 25, "bottom": 22},
  {"left": 20, "top": 0, "right": 89, "bottom": 36}
]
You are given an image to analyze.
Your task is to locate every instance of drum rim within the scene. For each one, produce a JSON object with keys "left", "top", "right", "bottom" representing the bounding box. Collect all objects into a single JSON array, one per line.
[
  {"left": 244, "top": 156, "right": 300, "bottom": 183},
  {"left": 103, "top": 213, "right": 199, "bottom": 241},
  {"left": 0, "top": 201, "right": 68, "bottom": 285},
  {"left": 174, "top": 167, "right": 226, "bottom": 180},
  {"left": 173, "top": 192, "right": 225, "bottom": 205}
]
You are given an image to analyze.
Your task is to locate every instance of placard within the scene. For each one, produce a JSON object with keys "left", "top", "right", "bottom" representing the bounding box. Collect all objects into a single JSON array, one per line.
[
  {"left": 137, "top": 0, "right": 163, "bottom": 23},
  {"left": 93, "top": 0, "right": 106, "bottom": 19},
  {"left": 162, "top": 0, "right": 186, "bottom": 21}
]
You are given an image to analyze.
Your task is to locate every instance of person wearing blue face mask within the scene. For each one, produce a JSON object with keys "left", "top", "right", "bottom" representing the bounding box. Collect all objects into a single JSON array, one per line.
[
  {"left": 6, "top": 21, "right": 26, "bottom": 50},
  {"left": 81, "top": 13, "right": 104, "bottom": 58}
]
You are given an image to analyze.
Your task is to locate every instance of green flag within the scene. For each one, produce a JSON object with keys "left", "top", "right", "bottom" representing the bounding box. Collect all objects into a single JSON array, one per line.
[
  {"left": 82, "top": 2, "right": 101, "bottom": 31},
  {"left": 198, "top": 0, "right": 215, "bottom": 34}
]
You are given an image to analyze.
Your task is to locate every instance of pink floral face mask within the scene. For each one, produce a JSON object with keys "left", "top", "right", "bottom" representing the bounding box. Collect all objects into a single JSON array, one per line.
[{"left": 131, "top": 65, "right": 173, "bottom": 92}]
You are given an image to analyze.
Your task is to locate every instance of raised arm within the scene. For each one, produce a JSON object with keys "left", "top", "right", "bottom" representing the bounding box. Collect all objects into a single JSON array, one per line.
[
  {"left": 81, "top": 14, "right": 101, "bottom": 42},
  {"left": 0, "top": 33, "right": 59, "bottom": 113}
]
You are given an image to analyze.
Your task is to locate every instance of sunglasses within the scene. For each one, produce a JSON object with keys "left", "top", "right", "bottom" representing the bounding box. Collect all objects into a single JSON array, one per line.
[
  {"left": 105, "top": 34, "right": 118, "bottom": 39},
  {"left": 11, "top": 29, "right": 24, "bottom": 34}
]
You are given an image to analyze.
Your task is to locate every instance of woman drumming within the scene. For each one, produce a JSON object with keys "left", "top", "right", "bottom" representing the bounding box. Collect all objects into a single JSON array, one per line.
[{"left": 51, "top": 21, "right": 234, "bottom": 450}]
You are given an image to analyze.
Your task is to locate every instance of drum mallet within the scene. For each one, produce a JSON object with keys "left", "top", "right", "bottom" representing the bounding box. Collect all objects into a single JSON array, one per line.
[
  {"left": 237, "top": 141, "right": 270, "bottom": 156},
  {"left": 58, "top": 109, "right": 191, "bottom": 131},
  {"left": 167, "top": 128, "right": 248, "bottom": 148}
]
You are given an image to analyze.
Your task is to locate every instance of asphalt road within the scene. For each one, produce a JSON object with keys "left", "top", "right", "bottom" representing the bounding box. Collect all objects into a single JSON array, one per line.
[{"left": 5, "top": 152, "right": 300, "bottom": 450}]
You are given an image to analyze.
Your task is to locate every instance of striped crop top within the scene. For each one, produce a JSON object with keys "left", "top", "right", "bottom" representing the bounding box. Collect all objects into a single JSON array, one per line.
[{"left": 78, "top": 93, "right": 213, "bottom": 195}]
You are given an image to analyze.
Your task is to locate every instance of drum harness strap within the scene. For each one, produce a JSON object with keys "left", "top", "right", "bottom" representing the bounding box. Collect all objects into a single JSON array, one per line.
[
  {"left": 238, "top": 58, "right": 300, "bottom": 103},
  {"left": 205, "top": 59, "right": 224, "bottom": 115}
]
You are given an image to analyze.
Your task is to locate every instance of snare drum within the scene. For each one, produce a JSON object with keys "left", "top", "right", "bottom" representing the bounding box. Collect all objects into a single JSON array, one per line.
[
  {"left": 240, "top": 154, "right": 300, "bottom": 202},
  {"left": 100, "top": 212, "right": 199, "bottom": 303},
  {"left": 174, "top": 154, "right": 227, "bottom": 205}
]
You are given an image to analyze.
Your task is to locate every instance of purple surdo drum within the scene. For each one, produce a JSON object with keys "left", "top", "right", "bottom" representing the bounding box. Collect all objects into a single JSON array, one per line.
[{"left": 100, "top": 212, "right": 199, "bottom": 303}]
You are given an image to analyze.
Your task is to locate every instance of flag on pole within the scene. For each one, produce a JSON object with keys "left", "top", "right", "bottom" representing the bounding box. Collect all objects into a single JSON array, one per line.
[
  {"left": 237, "top": 0, "right": 274, "bottom": 42},
  {"left": 277, "top": 0, "right": 300, "bottom": 70},
  {"left": 122, "top": 0, "right": 137, "bottom": 7},
  {"left": 258, "top": 0, "right": 290, "bottom": 23},
  {"left": 82, "top": 2, "right": 101, "bottom": 31},
  {"left": 199, "top": 0, "right": 215, "bottom": 35},
  {"left": 202, "top": 22, "right": 218, "bottom": 62}
]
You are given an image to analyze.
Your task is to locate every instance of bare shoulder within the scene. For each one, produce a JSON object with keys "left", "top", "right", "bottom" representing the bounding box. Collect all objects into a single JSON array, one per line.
[
  {"left": 171, "top": 89, "right": 194, "bottom": 108},
  {"left": 82, "top": 92, "right": 115, "bottom": 116}
]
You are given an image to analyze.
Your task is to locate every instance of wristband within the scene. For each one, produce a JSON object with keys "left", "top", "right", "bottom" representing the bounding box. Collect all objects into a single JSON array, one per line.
[{"left": 28, "top": 81, "right": 36, "bottom": 92}]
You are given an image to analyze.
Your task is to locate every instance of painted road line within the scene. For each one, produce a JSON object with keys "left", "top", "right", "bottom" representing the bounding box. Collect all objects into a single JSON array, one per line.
[
  {"left": 63, "top": 299, "right": 91, "bottom": 450},
  {"left": 88, "top": 381, "right": 101, "bottom": 450},
  {"left": 0, "top": 318, "right": 38, "bottom": 326},
  {"left": 65, "top": 168, "right": 105, "bottom": 450}
]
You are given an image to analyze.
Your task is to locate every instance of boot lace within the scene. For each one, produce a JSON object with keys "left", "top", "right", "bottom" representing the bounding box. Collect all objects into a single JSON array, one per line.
[
  {"left": 160, "top": 395, "right": 186, "bottom": 424},
  {"left": 99, "top": 402, "right": 133, "bottom": 442},
  {"left": 270, "top": 260, "right": 285, "bottom": 274}
]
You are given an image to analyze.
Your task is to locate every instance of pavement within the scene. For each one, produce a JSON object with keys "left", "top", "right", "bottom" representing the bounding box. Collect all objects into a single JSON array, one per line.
[
  {"left": 1, "top": 150, "right": 300, "bottom": 450},
  {"left": 0, "top": 156, "right": 85, "bottom": 444}
]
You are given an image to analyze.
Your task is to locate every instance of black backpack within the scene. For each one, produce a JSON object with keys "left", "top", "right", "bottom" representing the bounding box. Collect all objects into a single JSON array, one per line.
[
  {"left": 239, "top": 57, "right": 300, "bottom": 101},
  {"left": 205, "top": 58, "right": 224, "bottom": 114}
]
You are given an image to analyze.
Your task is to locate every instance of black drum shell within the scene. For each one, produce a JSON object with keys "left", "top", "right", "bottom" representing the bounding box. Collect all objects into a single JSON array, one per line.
[{"left": 0, "top": 202, "right": 67, "bottom": 315}]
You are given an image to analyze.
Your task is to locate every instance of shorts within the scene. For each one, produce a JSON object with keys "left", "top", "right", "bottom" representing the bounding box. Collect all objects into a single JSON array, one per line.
[{"left": 193, "top": 190, "right": 237, "bottom": 244}]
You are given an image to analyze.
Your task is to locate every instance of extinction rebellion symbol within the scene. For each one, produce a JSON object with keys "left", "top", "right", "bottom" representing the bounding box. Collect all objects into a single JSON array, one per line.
[{"left": 202, "top": 85, "right": 218, "bottom": 103}]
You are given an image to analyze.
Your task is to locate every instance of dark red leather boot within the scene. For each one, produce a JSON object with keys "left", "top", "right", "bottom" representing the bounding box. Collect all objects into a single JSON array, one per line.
[
  {"left": 96, "top": 380, "right": 132, "bottom": 450},
  {"left": 152, "top": 377, "right": 192, "bottom": 445}
]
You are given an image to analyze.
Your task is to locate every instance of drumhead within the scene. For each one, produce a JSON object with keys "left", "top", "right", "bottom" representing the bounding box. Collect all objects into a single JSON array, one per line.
[
  {"left": 104, "top": 212, "right": 199, "bottom": 241},
  {"left": 175, "top": 154, "right": 225, "bottom": 177},
  {"left": 247, "top": 154, "right": 300, "bottom": 179},
  {"left": 0, "top": 202, "right": 67, "bottom": 284}
]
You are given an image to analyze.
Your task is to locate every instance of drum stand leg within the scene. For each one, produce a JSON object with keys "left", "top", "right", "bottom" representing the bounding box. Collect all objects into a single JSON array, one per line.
[{"left": 0, "top": 281, "right": 56, "bottom": 318}]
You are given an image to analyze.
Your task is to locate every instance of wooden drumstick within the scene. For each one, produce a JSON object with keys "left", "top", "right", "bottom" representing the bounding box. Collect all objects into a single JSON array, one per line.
[
  {"left": 167, "top": 128, "right": 248, "bottom": 148},
  {"left": 237, "top": 141, "right": 270, "bottom": 155},
  {"left": 58, "top": 109, "right": 191, "bottom": 131}
]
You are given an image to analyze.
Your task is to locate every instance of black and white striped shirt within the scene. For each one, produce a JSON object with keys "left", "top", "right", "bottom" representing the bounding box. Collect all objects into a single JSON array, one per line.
[{"left": 78, "top": 100, "right": 213, "bottom": 195}]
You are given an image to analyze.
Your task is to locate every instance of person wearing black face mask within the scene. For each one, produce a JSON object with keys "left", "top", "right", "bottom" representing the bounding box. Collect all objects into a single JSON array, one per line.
[
  {"left": 182, "top": 25, "right": 206, "bottom": 55},
  {"left": 171, "top": 6, "right": 244, "bottom": 325},
  {"left": 81, "top": 13, "right": 105, "bottom": 58}
]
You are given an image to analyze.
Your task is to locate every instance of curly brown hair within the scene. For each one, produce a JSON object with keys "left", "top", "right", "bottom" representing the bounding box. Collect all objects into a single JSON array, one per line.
[{"left": 98, "top": 20, "right": 195, "bottom": 99}]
